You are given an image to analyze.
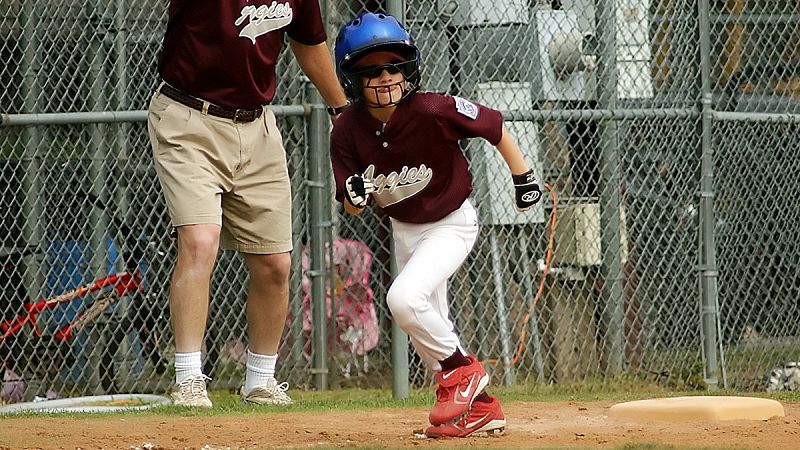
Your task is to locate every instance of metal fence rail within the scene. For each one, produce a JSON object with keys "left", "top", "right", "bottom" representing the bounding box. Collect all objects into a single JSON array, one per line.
[{"left": 1, "top": 0, "right": 799, "bottom": 402}]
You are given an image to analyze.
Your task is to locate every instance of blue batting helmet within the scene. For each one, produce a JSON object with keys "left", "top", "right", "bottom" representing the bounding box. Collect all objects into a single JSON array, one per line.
[{"left": 335, "top": 12, "right": 421, "bottom": 102}]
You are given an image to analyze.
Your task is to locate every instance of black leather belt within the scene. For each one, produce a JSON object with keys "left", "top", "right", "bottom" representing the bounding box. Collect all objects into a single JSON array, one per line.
[{"left": 159, "top": 84, "right": 263, "bottom": 123}]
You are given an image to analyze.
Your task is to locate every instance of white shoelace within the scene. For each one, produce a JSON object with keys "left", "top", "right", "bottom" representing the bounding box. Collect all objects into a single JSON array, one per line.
[
  {"left": 180, "top": 374, "right": 211, "bottom": 398},
  {"left": 269, "top": 381, "right": 290, "bottom": 399}
]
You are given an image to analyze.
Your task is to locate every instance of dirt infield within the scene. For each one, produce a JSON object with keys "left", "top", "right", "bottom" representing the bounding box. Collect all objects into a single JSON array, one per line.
[{"left": 1, "top": 400, "right": 798, "bottom": 449}]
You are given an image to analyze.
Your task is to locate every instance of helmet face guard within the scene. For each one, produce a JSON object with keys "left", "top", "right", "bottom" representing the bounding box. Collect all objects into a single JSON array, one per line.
[
  {"left": 350, "top": 61, "right": 416, "bottom": 107},
  {"left": 335, "top": 12, "right": 422, "bottom": 105}
]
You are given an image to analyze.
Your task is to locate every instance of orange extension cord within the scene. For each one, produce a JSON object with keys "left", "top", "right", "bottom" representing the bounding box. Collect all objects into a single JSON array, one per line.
[{"left": 485, "top": 182, "right": 557, "bottom": 367}]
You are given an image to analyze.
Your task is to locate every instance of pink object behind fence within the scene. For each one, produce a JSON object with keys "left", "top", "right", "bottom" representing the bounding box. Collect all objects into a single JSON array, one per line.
[
  {"left": 299, "top": 238, "right": 379, "bottom": 358},
  {"left": 0, "top": 364, "right": 25, "bottom": 404}
]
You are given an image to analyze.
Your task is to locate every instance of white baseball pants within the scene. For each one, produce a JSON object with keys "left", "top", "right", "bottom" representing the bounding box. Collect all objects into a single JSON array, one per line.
[{"left": 387, "top": 199, "right": 479, "bottom": 371}]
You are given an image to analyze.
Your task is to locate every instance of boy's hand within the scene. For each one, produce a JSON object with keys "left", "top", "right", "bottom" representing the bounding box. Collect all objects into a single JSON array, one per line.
[
  {"left": 512, "top": 169, "right": 542, "bottom": 212},
  {"left": 345, "top": 174, "right": 375, "bottom": 208}
]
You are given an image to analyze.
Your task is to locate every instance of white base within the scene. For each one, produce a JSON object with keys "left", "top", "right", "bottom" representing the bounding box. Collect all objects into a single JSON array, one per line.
[{"left": 609, "top": 396, "right": 785, "bottom": 422}]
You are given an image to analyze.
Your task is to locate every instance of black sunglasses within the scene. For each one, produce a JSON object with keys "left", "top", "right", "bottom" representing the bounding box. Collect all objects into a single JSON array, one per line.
[{"left": 354, "top": 61, "right": 411, "bottom": 79}]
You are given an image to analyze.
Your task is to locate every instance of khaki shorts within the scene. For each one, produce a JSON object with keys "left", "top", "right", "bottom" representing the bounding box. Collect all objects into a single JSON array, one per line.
[{"left": 147, "top": 91, "right": 292, "bottom": 254}]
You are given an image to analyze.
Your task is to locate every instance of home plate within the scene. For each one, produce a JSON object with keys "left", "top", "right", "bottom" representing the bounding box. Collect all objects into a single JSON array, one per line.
[{"left": 609, "top": 396, "right": 785, "bottom": 422}]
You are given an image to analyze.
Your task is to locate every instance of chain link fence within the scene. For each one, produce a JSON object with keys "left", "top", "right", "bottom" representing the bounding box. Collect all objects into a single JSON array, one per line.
[{"left": 1, "top": 0, "right": 799, "bottom": 402}]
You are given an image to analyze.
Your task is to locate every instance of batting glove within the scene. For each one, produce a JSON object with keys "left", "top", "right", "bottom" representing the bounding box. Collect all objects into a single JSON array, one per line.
[
  {"left": 512, "top": 169, "right": 542, "bottom": 212},
  {"left": 345, "top": 174, "right": 375, "bottom": 208}
]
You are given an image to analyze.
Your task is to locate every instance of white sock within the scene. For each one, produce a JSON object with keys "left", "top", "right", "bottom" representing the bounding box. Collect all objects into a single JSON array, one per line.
[
  {"left": 244, "top": 350, "right": 277, "bottom": 394},
  {"left": 174, "top": 351, "right": 203, "bottom": 384}
]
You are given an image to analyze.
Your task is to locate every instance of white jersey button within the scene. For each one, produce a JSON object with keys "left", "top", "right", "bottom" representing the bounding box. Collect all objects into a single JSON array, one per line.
[
  {"left": 382, "top": 142, "right": 388, "bottom": 148},
  {"left": 375, "top": 130, "right": 381, "bottom": 136}
]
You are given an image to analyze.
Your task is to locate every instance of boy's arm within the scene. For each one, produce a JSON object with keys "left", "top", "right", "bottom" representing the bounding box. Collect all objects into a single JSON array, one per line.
[
  {"left": 344, "top": 201, "right": 366, "bottom": 216},
  {"left": 495, "top": 126, "right": 529, "bottom": 175},
  {"left": 494, "top": 126, "right": 543, "bottom": 211},
  {"left": 330, "top": 123, "right": 371, "bottom": 216}
]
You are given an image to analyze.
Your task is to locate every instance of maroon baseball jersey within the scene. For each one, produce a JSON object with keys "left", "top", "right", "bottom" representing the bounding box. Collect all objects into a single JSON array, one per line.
[
  {"left": 159, "top": 0, "right": 326, "bottom": 109},
  {"left": 330, "top": 92, "right": 504, "bottom": 224}
]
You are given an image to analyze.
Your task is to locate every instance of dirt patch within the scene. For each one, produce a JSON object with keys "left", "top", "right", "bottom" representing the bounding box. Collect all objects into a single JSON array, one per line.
[{"left": 1, "top": 400, "right": 797, "bottom": 449}]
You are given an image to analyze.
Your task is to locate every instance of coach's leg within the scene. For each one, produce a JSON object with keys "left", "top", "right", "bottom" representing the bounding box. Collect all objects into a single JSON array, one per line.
[
  {"left": 243, "top": 252, "right": 291, "bottom": 355},
  {"left": 239, "top": 252, "right": 293, "bottom": 405},
  {"left": 171, "top": 224, "right": 220, "bottom": 354},
  {"left": 166, "top": 224, "right": 220, "bottom": 407}
]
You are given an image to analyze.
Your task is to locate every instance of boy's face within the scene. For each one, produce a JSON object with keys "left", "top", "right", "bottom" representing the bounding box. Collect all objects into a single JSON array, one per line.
[{"left": 353, "top": 51, "right": 408, "bottom": 107}]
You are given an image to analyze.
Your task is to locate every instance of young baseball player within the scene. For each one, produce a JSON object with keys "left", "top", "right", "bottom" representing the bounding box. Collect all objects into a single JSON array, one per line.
[{"left": 330, "top": 12, "right": 542, "bottom": 438}]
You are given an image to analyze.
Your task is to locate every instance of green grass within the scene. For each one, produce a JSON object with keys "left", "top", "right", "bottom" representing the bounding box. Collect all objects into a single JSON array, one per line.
[{"left": 4, "top": 383, "right": 798, "bottom": 419}]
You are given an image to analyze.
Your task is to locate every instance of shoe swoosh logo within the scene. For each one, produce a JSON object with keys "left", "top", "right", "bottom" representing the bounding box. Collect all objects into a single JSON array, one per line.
[
  {"left": 441, "top": 369, "right": 457, "bottom": 380},
  {"left": 465, "top": 413, "right": 491, "bottom": 429},
  {"left": 455, "top": 374, "right": 476, "bottom": 403}
]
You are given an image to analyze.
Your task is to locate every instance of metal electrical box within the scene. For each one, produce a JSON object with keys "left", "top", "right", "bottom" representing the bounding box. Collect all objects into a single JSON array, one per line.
[
  {"left": 528, "top": 4, "right": 654, "bottom": 102},
  {"left": 529, "top": 9, "right": 592, "bottom": 102},
  {"left": 553, "top": 203, "right": 629, "bottom": 266}
]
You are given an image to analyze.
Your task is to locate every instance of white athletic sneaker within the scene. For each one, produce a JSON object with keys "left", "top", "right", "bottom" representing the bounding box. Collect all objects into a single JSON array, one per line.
[
  {"left": 171, "top": 374, "right": 212, "bottom": 408},
  {"left": 240, "top": 377, "right": 293, "bottom": 406}
]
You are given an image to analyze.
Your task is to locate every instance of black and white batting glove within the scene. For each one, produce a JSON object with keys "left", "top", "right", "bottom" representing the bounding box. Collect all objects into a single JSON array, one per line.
[
  {"left": 512, "top": 169, "right": 542, "bottom": 212},
  {"left": 345, "top": 174, "right": 375, "bottom": 208}
]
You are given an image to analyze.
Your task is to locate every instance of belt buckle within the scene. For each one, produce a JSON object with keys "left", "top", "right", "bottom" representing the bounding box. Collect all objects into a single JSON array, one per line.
[{"left": 232, "top": 109, "right": 249, "bottom": 123}]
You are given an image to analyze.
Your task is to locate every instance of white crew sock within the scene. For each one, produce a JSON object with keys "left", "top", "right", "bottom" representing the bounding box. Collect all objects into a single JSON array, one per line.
[
  {"left": 244, "top": 350, "right": 277, "bottom": 394},
  {"left": 174, "top": 351, "right": 203, "bottom": 384}
]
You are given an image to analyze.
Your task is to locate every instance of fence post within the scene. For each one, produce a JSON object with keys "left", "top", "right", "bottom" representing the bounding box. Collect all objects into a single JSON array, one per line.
[
  {"left": 20, "top": 1, "right": 44, "bottom": 308},
  {"left": 86, "top": 4, "right": 114, "bottom": 394},
  {"left": 596, "top": 0, "right": 625, "bottom": 374},
  {"left": 305, "top": 83, "right": 330, "bottom": 390},
  {"left": 110, "top": 0, "right": 134, "bottom": 382},
  {"left": 113, "top": 0, "right": 131, "bottom": 217},
  {"left": 386, "top": 0, "right": 410, "bottom": 400},
  {"left": 697, "top": 0, "right": 720, "bottom": 391}
]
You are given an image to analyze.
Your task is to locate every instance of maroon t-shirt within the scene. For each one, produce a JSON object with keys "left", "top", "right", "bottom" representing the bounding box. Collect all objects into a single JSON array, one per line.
[
  {"left": 158, "top": 0, "right": 326, "bottom": 109},
  {"left": 330, "top": 92, "right": 504, "bottom": 224}
]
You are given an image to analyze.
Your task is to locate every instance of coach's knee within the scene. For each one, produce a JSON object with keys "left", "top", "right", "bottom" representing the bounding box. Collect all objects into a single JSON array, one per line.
[
  {"left": 175, "top": 225, "right": 220, "bottom": 269},
  {"left": 245, "top": 252, "right": 291, "bottom": 286}
]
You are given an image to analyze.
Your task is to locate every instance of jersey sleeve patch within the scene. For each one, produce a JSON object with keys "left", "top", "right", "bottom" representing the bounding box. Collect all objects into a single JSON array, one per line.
[{"left": 453, "top": 96, "right": 479, "bottom": 120}]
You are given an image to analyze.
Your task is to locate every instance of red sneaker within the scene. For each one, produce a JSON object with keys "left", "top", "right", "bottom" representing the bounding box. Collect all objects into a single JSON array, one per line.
[
  {"left": 425, "top": 395, "right": 506, "bottom": 438},
  {"left": 428, "top": 355, "right": 489, "bottom": 425}
]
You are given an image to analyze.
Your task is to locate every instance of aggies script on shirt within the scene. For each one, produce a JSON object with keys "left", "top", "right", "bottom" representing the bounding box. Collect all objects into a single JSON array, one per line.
[{"left": 158, "top": 0, "right": 326, "bottom": 109}]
